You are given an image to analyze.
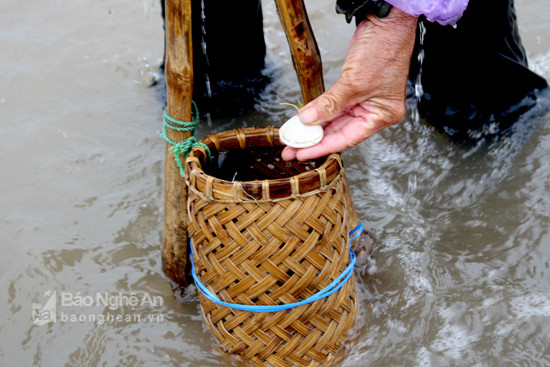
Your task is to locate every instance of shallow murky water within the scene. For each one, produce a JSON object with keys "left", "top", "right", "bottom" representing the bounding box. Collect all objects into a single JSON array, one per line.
[{"left": 1, "top": 0, "right": 549, "bottom": 366}]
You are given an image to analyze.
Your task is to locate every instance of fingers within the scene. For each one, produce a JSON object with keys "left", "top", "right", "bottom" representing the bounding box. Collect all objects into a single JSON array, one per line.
[
  {"left": 298, "top": 80, "right": 360, "bottom": 126},
  {"left": 281, "top": 146, "right": 299, "bottom": 161},
  {"left": 282, "top": 100, "right": 405, "bottom": 162},
  {"left": 281, "top": 86, "right": 355, "bottom": 162},
  {"left": 282, "top": 116, "right": 381, "bottom": 161}
]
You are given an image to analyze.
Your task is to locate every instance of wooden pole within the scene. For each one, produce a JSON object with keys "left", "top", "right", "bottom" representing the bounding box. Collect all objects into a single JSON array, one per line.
[
  {"left": 162, "top": 0, "right": 193, "bottom": 286},
  {"left": 274, "top": 0, "right": 362, "bottom": 237},
  {"left": 274, "top": 0, "right": 324, "bottom": 103}
]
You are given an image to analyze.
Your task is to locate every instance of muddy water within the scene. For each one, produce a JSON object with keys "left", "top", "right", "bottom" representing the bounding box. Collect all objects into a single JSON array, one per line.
[{"left": 1, "top": 0, "right": 549, "bottom": 366}]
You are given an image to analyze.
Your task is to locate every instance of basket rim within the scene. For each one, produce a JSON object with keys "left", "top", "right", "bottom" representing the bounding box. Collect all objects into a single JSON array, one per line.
[{"left": 184, "top": 127, "right": 344, "bottom": 202}]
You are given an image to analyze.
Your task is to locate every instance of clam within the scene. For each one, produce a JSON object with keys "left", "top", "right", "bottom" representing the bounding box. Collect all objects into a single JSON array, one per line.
[{"left": 279, "top": 115, "right": 324, "bottom": 148}]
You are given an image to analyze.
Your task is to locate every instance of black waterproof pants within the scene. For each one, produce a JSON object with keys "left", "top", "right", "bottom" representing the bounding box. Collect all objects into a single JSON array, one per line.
[
  {"left": 161, "top": 0, "right": 268, "bottom": 117},
  {"left": 410, "top": 0, "right": 548, "bottom": 141}
]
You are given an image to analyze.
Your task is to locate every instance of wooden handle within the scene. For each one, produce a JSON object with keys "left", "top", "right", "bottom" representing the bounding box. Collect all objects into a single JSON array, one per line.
[{"left": 274, "top": 0, "right": 325, "bottom": 103}]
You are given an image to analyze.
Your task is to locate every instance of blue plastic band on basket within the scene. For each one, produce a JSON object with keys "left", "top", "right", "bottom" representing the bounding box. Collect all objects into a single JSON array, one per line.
[{"left": 190, "top": 223, "right": 363, "bottom": 312}]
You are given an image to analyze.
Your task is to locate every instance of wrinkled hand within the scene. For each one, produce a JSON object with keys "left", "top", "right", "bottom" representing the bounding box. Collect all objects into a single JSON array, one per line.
[{"left": 281, "top": 8, "right": 418, "bottom": 161}]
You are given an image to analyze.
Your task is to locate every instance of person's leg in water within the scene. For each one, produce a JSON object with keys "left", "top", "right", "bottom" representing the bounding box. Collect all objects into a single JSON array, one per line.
[
  {"left": 160, "top": 0, "right": 269, "bottom": 118},
  {"left": 409, "top": 0, "right": 549, "bottom": 142}
]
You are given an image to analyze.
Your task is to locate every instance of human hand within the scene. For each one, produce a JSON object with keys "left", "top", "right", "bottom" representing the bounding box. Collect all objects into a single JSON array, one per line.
[{"left": 281, "top": 8, "right": 418, "bottom": 161}]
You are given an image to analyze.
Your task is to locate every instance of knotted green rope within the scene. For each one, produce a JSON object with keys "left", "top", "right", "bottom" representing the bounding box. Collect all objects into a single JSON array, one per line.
[{"left": 160, "top": 101, "right": 211, "bottom": 176}]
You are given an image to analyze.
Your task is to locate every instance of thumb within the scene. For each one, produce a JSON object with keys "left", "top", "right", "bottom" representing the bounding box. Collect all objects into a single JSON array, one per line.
[{"left": 298, "top": 81, "right": 357, "bottom": 125}]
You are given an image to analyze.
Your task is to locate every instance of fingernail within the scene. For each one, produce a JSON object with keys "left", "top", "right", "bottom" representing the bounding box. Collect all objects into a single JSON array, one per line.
[{"left": 298, "top": 107, "right": 318, "bottom": 125}]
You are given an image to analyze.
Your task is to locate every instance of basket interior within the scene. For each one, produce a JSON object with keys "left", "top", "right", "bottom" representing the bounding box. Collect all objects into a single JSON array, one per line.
[{"left": 201, "top": 146, "right": 325, "bottom": 182}]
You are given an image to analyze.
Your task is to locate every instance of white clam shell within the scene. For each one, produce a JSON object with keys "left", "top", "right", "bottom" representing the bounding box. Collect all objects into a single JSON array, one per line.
[{"left": 279, "top": 115, "right": 324, "bottom": 148}]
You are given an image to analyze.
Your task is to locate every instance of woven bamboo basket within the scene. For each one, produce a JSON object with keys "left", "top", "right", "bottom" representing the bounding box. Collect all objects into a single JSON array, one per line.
[{"left": 184, "top": 127, "right": 358, "bottom": 367}]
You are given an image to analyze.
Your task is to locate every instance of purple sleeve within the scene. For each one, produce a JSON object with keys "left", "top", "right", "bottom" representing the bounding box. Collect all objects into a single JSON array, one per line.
[{"left": 383, "top": 0, "right": 469, "bottom": 25}]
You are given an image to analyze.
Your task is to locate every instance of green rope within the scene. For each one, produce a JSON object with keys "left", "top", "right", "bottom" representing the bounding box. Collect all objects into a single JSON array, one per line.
[{"left": 160, "top": 101, "right": 211, "bottom": 176}]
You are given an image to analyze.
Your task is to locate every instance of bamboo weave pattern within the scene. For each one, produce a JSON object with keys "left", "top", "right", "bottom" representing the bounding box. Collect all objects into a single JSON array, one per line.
[{"left": 185, "top": 127, "right": 357, "bottom": 366}]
